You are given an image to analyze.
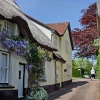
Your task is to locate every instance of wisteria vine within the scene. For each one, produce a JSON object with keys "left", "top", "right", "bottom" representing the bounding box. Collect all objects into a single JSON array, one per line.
[{"left": 0, "top": 31, "right": 32, "bottom": 69}]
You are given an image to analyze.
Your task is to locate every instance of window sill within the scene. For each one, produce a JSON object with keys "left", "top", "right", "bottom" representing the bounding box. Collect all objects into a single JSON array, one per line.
[
  {"left": 67, "top": 75, "right": 70, "bottom": 76},
  {"left": 0, "top": 84, "right": 15, "bottom": 88},
  {"left": 38, "top": 79, "right": 47, "bottom": 82}
]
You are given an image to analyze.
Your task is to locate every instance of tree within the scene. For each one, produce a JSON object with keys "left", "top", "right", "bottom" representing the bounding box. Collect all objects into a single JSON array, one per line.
[
  {"left": 72, "top": 2, "right": 99, "bottom": 58},
  {"left": 72, "top": 58, "right": 92, "bottom": 77}
]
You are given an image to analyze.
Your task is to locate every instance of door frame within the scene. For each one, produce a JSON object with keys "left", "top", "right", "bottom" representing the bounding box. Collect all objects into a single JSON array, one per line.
[{"left": 18, "top": 63, "right": 25, "bottom": 98}]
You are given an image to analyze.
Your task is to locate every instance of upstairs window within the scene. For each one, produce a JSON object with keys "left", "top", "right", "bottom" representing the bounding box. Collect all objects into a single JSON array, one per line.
[
  {"left": 0, "top": 52, "right": 9, "bottom": 83},
  {"left": 66, "top": 41, "right": 69, "bottom": 53},
  {"left": 53, "top": 35, "right": 57, "bottom": 47},
  {"left": 3, "top": 20, "right": 13, "bottom": 35}
]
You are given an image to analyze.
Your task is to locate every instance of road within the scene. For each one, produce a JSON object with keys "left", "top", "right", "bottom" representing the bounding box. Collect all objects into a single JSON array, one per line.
[{"left": 49, "top": 78, "right": 100, "bottom": 100}]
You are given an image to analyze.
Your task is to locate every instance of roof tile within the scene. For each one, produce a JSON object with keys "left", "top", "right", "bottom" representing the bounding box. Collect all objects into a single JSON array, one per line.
[{"left": 46, "top": 22, "right": 69, "bottom": 35}]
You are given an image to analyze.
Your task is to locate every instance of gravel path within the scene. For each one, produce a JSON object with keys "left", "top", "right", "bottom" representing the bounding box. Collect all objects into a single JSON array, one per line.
[{"left": 48, "top": 78, "right": 100, "bottom": 100}]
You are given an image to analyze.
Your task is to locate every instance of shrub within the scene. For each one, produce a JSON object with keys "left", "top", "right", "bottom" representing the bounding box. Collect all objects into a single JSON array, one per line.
[{"left": 26, "top": 87, "right": 48, "bottom": 100}]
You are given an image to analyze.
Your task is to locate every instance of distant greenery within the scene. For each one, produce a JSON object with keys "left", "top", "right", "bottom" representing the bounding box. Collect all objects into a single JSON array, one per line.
[
  {"left": 72, "top": 58, "right": 92, "bottom": 77},
  {"left": 94, "top": 48, "right": 100, "bottom": 80}
]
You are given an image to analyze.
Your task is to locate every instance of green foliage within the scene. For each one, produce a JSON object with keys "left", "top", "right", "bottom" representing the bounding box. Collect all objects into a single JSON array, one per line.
[
  {"left": 72, "top": 59, "right": 92, "bottom": 77},
  {"left": 26, "top": 87, "right": 48, "bottom": 100},
  {"left": 25, "top": 44, "right": 46, "bottom": 88},
  {"left": 72, "top": 68, "right": 80, "bottom": 77},
  {"left": 94, "top": 48, "right": 100, "bottom": 79},
  {"left": 93, "top": 38, "right": 100, "bottom": 47}
]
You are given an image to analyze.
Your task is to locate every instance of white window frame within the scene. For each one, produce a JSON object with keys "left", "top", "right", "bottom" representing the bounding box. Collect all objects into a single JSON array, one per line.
[
  {"left": 65, "top": 41, "right": 69, "bottom": 53},
  {"left": 3, "top": 20, "right": 13, "bottom": 35},
  {"left": 40, "top": 62, "right": 46, "bottom": 80},
  {"left": 53, "top": 35, "right": 57, "bottom": 47},
  {"left": 56, "top": 67, "right": 59, "bottom": 81},
  {"left": 67, "top": 66, "right": 70, "bottom": 76},
  {"left": 0, "top": 51, "right": 9, "bottom": 83}
]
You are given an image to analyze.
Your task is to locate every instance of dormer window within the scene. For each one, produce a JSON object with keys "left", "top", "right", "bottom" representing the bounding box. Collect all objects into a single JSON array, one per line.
[{"left": 3, "top": 20, "right": 13, "bottom": 35}]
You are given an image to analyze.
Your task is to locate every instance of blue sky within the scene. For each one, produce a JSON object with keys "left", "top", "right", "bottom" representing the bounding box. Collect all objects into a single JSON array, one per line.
[{"left": 16, "top": 0, "right": 97, "bottom": 29}]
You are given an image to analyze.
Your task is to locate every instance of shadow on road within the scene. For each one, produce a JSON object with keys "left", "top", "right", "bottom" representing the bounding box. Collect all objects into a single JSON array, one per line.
[{"left": 48, "top": 80, "right": 88, "bottom": 100}]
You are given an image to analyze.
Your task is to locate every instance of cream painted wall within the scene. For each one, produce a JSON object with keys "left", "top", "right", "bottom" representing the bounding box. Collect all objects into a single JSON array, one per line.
[
  {"left": 60, "top": 29, "right": 72, "bottom": 81},
  {"left": 40, "top": 51, "right": 55, "bottom": 86},
  {"left": 52, "top": 28, "right": 72, "bottom": 82},
  {"left": 60, "top": 29, "right": 72, "bottom": 66},
  {"left": 10, "top": 53, "right": 27, "bottom": 89}
]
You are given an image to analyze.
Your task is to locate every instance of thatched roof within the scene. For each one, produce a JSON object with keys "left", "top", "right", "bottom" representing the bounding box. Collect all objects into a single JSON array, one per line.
[
  {"left": 0, "top": 0, "right": 57, "bottom": 51},
  {"left": 25, "top": 14, "right": 74, "bottom": 50}
]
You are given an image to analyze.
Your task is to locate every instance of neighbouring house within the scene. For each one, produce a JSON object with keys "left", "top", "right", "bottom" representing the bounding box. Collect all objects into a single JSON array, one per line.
[
  {"left": 0, "top": 0, "right": 57, "bottom": 100},
  {"left": 25, "top": 15, "right": 74, "bottom": 93},
  {"left": 46, "top": 22, "right": 74, "bottom": 89},
  {"left": 97, "top": 0, "right": 100, "bottom": 34}
]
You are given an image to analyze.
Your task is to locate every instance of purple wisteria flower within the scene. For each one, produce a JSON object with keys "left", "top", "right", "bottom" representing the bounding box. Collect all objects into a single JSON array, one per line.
[
  {"left": 27, "top": 64, "right": 32, "bottom": 71},
  {"left": 0, "top": 32, "right": 30, "bottom": 56}
]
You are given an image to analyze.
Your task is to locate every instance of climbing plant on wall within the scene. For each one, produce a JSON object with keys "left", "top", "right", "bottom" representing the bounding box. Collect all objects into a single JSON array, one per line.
[{"left": 0, "top": 31, "right": 46, "bottom": 87}]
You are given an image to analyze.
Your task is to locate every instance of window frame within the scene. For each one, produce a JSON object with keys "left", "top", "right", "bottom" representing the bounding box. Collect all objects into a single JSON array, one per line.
[
  {"left": 66, "top": 66, "right": 70, "bottom": 76},
  {"left": 0, "top": 51, "right": 9, "bottom": 83},
  {"left": 65, "top": 40, "right": 69, "bottom": 53},
  {"left": 3, "top": 20, "right": 13, "bottom": 35},
  {"left": 40, "top": 62, "right": 46, "bottom": 80},
  {"left": 55, "top": 67, "right": 59, "bottom": 81},
  {"left": 53, "top": 35, "right": 57, "bottom": 47}
]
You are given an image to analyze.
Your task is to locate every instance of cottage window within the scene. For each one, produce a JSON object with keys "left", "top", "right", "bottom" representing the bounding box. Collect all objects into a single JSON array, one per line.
[
  {"left": 67, "top": 66, "right": 70, "bottom": 75},
  {"left": 53, "top": 35, "right": 57, "bottom": 47},
  {"left": 66, "top": 41, "right": 69, "bottom": 52},
  {"left": 0, "top": 52, "right": 9, "bottom": 83},
  {"left": 40, "top": 62, "right": 46, "bottom": 80},
  {"left": 56, "top": 67, "right": 59, "bottom": 81},
  {"left": 3, "top": 20, "right": 13, "bottom": 35}
]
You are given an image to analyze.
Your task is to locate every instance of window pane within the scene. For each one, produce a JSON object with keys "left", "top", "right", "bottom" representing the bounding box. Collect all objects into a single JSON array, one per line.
[
  {"left": 66, "top": 41, "right": 69, "bottom": 52},
  {"left": 56, "top": 67, "right": 59, "bottom": 81},
  {"left": 4, "top": 20, "right": 13, "bottom": 34},
  {"left": 67, "top": 67, "right": 70, "bottom": 75},
  {"left": 2, "top": 53, "right": 7, "bottom": 68},
  {"left": 53, "top": 36, "right": 57, "bottom": 47},
  {"left": 40, "top": 62, "right": 46, "bottom": 80},
  {"left": 0, "top": 53, "right": 8, "bottom": 83},
  {"left": 1, "top": 69, "right": 7, "bottom": 83}
]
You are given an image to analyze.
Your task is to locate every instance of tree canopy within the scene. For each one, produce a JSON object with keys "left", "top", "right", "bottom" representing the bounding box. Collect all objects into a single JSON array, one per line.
[{"left": 72, "top": 2, "right": 99, "bottom": 58}]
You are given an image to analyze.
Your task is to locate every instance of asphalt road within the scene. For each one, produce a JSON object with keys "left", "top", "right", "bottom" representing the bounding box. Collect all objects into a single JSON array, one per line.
[{"left": 49, "top": 78, "right": 100, "bottom": 100}]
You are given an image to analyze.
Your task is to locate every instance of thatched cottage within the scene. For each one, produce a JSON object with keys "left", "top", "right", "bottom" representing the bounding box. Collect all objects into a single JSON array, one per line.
[
  {"left": 25, "top": 15, "right": 74, "bottom": 93},
  {"left": 0, "top": 0, "right": 57, "bottom": 99}
]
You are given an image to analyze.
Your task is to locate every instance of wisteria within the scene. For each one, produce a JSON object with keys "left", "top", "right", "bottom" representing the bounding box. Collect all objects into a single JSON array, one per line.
[
  {"left": 0, "top": 31, "right": 47, "bottom": 86},
  {"left": 27, "top": 64, "right": 33, "bottom": 71},
  {"left": 0, "top": 32, "right": 30, "bottom": 56}
]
